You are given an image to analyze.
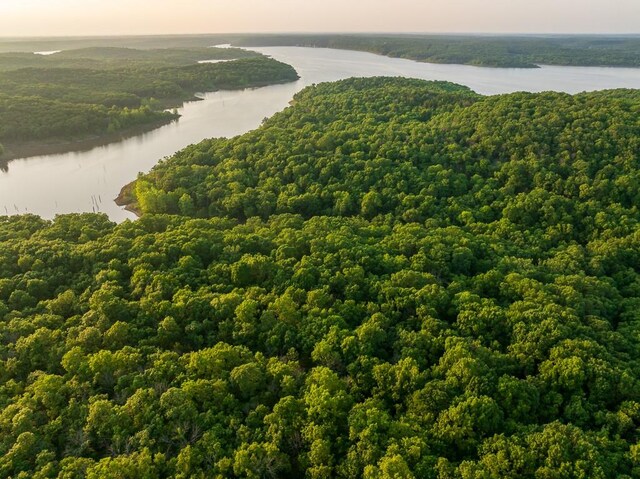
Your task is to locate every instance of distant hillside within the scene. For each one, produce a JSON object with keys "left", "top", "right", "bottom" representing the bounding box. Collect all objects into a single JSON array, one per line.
[
  {"left": 2, "top": 34, "right": 640, "bottom": 68},
  {"left": 232, "top": 34, "right": 640, "bottom": 68}
]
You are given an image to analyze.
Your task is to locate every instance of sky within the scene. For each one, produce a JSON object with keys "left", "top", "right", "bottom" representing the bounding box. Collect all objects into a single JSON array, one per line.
[{"left": 0, "top": 0, "right": 638, "bottom": 37}]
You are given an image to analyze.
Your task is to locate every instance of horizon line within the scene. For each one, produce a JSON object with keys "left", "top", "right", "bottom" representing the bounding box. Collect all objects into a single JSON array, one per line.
[{"left": 1, "top": 31, "right": 640, "bottom": 40}]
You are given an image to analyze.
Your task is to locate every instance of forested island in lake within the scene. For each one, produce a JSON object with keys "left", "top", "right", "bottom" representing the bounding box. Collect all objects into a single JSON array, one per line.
[
  {"left": 0, "top": 47, "right": 298, "bottom": 161},
  {"left": 2, "top": 77, "right": 640, "bottom": 477}
]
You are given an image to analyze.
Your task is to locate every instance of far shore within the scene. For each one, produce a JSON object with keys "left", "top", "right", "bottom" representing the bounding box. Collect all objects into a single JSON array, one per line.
[
  {"left": 0, "top": 116, "right": 180, "bottom": 166},
  {"left": 0, "top": 77, "right": 297, "bottom": 167}
]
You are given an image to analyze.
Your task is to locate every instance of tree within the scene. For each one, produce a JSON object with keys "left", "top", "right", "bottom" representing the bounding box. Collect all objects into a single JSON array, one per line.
[{"left": 233, "top": 442, "right": 290, "bottom": 479}]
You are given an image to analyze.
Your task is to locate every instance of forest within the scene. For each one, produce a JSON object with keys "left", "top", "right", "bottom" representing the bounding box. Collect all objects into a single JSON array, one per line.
[
  {"left": 1, "top": 77, "right": 640, "bottom": 477},
  {"left": 0, "top": 47, "right": 298, "bottom": 159}
]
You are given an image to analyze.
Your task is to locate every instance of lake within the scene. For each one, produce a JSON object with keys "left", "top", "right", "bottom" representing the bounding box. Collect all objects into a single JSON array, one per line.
[{"left": 2, "top": 46, "right": 640, "bottom": 222}]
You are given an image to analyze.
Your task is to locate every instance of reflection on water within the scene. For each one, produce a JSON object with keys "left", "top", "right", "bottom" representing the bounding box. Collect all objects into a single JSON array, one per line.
[
  {"left": 2, "top": 46, "right": 640, "bottom": 222},
  {"left": 198, "top": 59, "right": 233, "bottom": 64}
]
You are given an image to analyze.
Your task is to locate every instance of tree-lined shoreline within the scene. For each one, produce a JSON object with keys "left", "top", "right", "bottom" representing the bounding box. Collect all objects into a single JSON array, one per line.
[{"left": 0, "top": 47, "right": 299, "bottom": 162}]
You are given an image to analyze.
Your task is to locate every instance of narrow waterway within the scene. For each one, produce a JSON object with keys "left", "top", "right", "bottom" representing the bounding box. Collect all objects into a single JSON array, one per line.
[{"left": 2, "top": 46, "right": 639, "bottom": 221}]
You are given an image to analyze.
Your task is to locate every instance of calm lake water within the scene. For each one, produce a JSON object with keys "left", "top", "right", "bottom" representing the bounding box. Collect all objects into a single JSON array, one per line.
[{"left": 2, "top": 46, "right": 640, "bottom": 221}]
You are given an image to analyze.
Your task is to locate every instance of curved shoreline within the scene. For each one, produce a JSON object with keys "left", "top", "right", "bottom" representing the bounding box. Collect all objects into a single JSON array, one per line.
[
  {"left": 114, "top": 181, "right": 141, "bottom": 218},
  {"left": 0, "top": 116, "right": 179, "bottom": 166},
  {"left": 0, "top": 76, "right": 299, "bottom": 168},
  {"left": 2, "top": 46, "right": 639, "bottom": 222}
]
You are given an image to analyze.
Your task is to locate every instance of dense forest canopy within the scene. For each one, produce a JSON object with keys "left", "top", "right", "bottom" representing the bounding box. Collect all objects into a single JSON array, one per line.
[
  {"left": 2, "top": 34, "right": 639, "bottom": 68},
  {"left": 0, "top": 47, "right": 298, "bottom": 159},
  {"left": 1, "top": 77, "right": 640, "bottom": 477}
]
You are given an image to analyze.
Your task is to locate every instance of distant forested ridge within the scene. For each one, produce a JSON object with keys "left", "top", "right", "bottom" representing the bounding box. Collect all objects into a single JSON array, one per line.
[
  {"left": 0, "top": 47, "right": 258, "bottom": 72},
  {"left": 232, "top": 34, "right": 640, "bottom": 68},
  {"left": 2, "top": 34, "right": 639, "bottom": 69},
  {"left": 0, "top": 47, "right": 298, "bottom": 160},
  {"left": 1, "top": 77, "right": 640, "bottom": 477}
]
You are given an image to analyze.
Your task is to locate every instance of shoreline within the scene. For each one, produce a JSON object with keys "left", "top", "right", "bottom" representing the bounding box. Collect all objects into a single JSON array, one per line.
[
  {"left": 0, "top": 116, "right": 180, "bottom": 166},
  {"left": 0, "top": 77, "right": 300, "bottom": 167},
  {"left": 114, "top": 180, "right": 142, "bottom": 218}
]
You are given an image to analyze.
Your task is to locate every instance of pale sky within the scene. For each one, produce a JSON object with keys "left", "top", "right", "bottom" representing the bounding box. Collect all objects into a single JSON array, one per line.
[{"left": 0, "top": 0, "right": 638, "bottom": 37}]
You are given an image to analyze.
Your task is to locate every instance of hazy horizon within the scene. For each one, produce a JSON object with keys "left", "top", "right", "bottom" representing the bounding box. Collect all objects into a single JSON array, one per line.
[
  {"left": 3, "top": 32, "right": 640, "bottom": 41},
  {"left": 0, "top": 0, "right": 638, "bottom": 37}
]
